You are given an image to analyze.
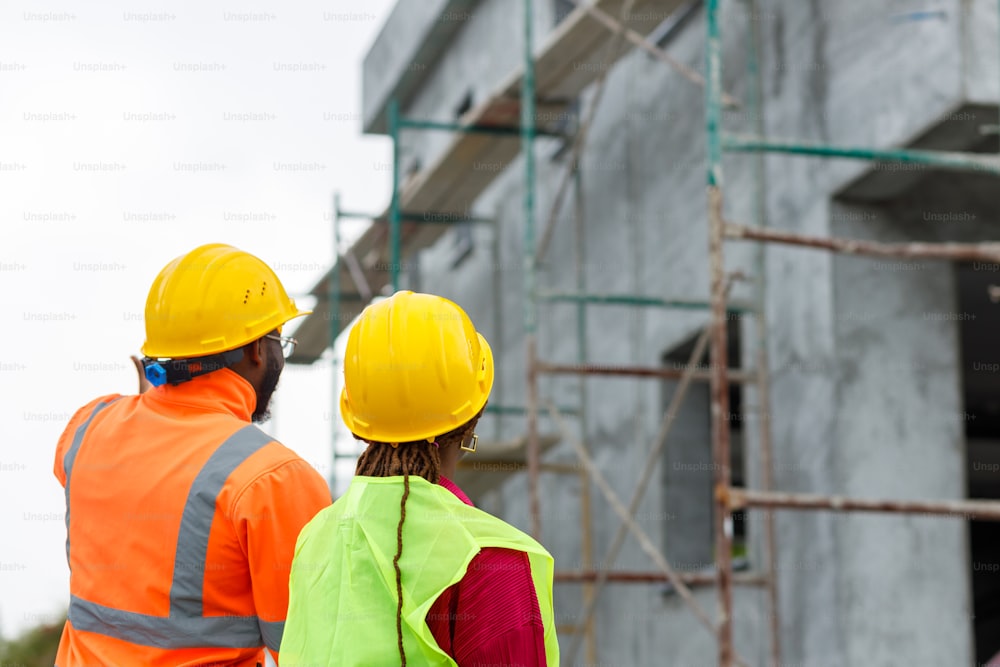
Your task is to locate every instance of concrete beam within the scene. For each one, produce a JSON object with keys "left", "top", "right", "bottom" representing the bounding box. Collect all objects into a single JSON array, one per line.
[{"left": 362, "top": 0, "right": 480, "bottom": 134}]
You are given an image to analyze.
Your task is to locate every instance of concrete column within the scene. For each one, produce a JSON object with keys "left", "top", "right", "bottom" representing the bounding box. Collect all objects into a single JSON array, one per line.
[{"left": 830, "top": 201, "right": 971, "bottom": 666}]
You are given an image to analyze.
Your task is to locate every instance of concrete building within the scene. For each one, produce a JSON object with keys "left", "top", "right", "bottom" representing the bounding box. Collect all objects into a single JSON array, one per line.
[{"left": 290, "top": 1, "right": 1000, "bottom": 665}]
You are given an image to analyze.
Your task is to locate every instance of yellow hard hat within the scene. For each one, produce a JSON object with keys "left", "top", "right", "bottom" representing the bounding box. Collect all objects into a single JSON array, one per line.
[
  {"left": 142, "top": 243, "right": 311, "bottom": 358},
  {"left": 340, "top": 291, "right": 493, "bottom": 443}
]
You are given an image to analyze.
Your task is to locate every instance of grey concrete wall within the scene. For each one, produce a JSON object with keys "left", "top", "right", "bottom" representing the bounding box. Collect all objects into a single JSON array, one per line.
[
  {"left": 362, "top": 0, "right": 452, "bottom": 128},
  {"left": 362, "top": 0, "right": 486, "bottom": 132},
  {"left": 753, "top": 2, "right": 982, "bottom": 663},
  {"left": 363, "top": 0, "right": 999, "bottom": 664},
  {"left": 962, "top": 0, "right": 1000, "bottom": 105},
  {"left": 830, "top": 203, "right": 971, "bottom": 666}
]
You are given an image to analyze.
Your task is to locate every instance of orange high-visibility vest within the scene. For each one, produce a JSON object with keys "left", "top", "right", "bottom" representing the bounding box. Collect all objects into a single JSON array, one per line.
[{"left": 53, "top": 368, "right": 332, "bottom": 667}]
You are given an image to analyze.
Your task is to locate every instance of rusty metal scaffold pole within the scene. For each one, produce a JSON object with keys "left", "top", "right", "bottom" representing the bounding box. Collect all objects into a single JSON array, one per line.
[
  {"left": 705, "top": 0, "right": 736, "bottom": 664},
  {"left": 728, "top": 489, "right": 1000, "bottom": 520},
  {"left": 522, "top": 0, "right": 541, "bottom": 542},
  {"left": 744, "top": 0, "right": 782, "bottom": 661}
]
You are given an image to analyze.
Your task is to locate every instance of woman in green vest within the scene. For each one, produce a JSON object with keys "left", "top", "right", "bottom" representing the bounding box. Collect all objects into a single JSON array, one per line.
[{"left": 281, "top": 291, "right": 559, "bottom": 666}]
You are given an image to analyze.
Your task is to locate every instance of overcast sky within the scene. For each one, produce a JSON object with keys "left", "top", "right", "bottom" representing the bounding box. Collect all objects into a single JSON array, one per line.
[{"left": 0, "top": 0, "right": 394, "bottom": 640}]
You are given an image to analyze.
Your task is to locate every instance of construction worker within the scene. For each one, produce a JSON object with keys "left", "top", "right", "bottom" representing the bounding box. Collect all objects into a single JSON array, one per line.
[
  {"left": 53, "top": 244, "right": 332, "bottom": 666},
  {"left": 280, "top": 290, "right": 560, "bottom": 666}
]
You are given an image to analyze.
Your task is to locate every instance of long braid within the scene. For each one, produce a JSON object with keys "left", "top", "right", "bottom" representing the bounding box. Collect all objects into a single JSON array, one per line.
[
  {"left": 356, "top": 444, "right": 430, "bottom": 666},
  {"left": 352, "top": 408, "right": 484, "bottom": 666},
  {"left": 394, "top": 471, "right": 410, "bottom": 666}
]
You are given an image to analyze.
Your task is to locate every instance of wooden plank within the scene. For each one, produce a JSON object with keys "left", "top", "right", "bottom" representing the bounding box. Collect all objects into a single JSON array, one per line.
[
  {"left": 429, "top": 141, "right": 517, "bottom": 211},
  {"left": 498, "top": 0, "right": 682, "bottom": 99},
  {"left": 408, "top": 131, "right": 502, "bottom": 212},
  {"left": 541, "top": 1, "right": 683, "bottom": 98},
  {"left": 441, "top": 138, "right": 523, "bottom": 208}
]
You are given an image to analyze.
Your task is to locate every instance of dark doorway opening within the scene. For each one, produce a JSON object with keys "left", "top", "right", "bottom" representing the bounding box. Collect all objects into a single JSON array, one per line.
[
  {"left": 959, "top": 263, "right": 1000, "bottom": 664},
  {"left": 661, "top": 319, "right": 746, "bottom": 573}
]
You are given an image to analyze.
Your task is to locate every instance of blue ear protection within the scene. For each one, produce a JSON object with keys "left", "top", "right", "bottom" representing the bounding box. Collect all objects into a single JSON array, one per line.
[
  {"left": 141, "top": 348, "right": 245, "bottom": 387},
  {"left": 144, "top": 362, "right": 168, "bottom": 387}
]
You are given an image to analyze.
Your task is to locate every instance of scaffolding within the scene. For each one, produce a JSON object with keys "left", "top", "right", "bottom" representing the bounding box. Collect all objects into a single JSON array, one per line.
[
  {"left": 308, "top": 2, "right": 682, "bottom": 657},
  {"left": 301, "top": 0, "right": 1000, "bottom": 665}
]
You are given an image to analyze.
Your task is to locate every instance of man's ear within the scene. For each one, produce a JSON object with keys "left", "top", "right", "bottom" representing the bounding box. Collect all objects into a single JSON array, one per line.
[{"left": 244, "top": 339, "right": 264, "bottom": 366}]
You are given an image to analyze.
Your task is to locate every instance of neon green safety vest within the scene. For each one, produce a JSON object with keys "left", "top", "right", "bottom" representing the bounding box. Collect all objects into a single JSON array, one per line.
[{"left": 280, "top": 475, "right": 559, "bottom": 666}]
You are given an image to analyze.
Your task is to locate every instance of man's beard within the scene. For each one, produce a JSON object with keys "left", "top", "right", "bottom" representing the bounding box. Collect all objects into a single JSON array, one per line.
[{"left": 252, "top": 355, "right": 282, "bottom": 423}]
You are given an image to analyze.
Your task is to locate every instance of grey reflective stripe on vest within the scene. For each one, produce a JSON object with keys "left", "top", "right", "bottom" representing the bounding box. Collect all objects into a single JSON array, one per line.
[
  {"left": 63, "top": 399, "right": 120, "bottom": 567},
  {"left": 169, "top": 425, "right": 273, "bottom": 617},
  {"left": 67, "top": 421, "right": 279, "bottom": 650},
  {"left": 69, "top": 595, "right": 266, "bottom": 649},
  {"left": 259, "top": 619, "right": 284, "bottom": 652}
]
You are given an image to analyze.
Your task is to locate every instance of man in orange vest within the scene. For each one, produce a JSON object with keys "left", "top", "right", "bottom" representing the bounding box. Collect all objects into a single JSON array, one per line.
[{"left": 53, "top": 244, "right": 332, "bottom": 666}]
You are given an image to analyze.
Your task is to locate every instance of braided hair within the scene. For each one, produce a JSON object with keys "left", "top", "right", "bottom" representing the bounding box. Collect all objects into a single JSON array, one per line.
[{"left": 354, "top": 408, "right": 483, "bottom": 666}]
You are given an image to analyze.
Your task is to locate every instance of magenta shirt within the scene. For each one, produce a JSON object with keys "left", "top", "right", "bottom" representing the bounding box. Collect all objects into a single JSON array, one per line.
[{"left": 426, "top": 476, "right": 548, "bottom": 666}]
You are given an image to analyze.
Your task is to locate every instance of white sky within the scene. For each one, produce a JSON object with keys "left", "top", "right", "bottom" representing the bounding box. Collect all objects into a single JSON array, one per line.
[{"left": 0, "top": 0, "right": 394, "bottom": 640}]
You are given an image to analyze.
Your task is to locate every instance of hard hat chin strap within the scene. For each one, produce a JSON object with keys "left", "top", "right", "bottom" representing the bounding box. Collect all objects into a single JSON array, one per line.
[{"left": 142, "top": 348, "right": 245, "bottom": 387}]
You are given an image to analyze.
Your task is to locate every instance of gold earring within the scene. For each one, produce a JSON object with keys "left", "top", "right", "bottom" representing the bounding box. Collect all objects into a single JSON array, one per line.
[{"left": 460, "top": 434, "right": 478, "bottom": 453}]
